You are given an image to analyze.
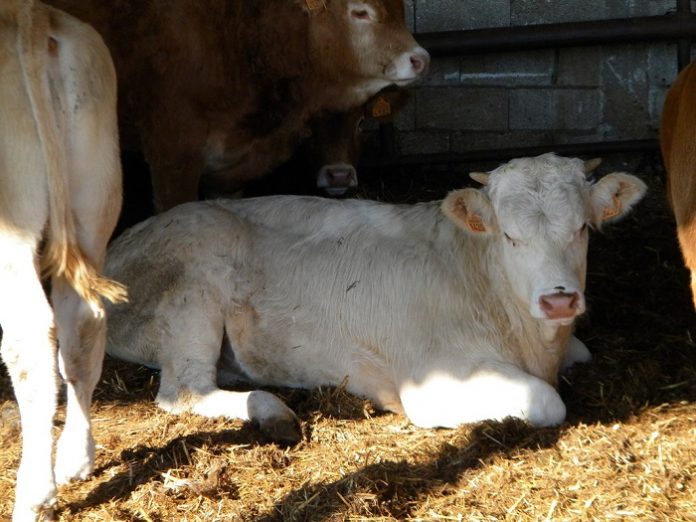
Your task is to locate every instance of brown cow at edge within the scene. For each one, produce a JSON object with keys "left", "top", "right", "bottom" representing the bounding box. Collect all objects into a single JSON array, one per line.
[
  {"left": 661, "top": 60, "right": 696, "bottom": 309},
  {"left": 47, "top": 0, "right": 430, "bottom": 211}
]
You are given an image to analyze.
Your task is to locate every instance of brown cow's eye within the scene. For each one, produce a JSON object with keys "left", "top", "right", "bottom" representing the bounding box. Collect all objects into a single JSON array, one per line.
[{"left": 351, "top": 9, "right": 370, "bottom": 20}]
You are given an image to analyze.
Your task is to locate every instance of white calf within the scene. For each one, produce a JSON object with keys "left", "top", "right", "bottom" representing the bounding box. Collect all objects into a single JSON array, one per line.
[
  {"left": 104, "top": 153, "right": 645, "bottom": 438},
  {"left": 0, "top": 2, "right": 126, "bottom": 520}
]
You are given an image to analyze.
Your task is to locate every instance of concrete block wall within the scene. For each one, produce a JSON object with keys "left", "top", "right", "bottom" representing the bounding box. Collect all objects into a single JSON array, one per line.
[{"left": 390, "top": 0, "right": 696, "bottom": 157}]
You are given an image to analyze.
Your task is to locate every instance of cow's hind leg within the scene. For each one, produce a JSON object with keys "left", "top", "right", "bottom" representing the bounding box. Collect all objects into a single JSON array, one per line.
[
  {"left": 49, "top": 11, "right": 123, "bottom": 484},
  {"left": 155, "top": 313, "right": 301, "bottom": 444},
  {"left": 52, "top": 281, "right": 106, "bottom": 484},
  {"left": 0, "top": 240, "right": 59, "bottom": 521}
]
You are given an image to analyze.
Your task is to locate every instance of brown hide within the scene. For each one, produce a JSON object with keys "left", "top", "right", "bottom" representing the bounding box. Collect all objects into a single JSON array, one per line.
[
  {"left": 46, "top": 0, "right": 428, "bottom": 211},
  {"left": 660, "top": 60, "right": 696, "bottom": 309}
]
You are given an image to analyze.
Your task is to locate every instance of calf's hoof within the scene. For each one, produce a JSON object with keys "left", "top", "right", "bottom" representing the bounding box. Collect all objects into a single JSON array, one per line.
[
  {"left": 247, "top": 390, "right": 302, "bottom": 444},
  {"left": 257, "top": 415, "right": 303, "bottom": 445}
]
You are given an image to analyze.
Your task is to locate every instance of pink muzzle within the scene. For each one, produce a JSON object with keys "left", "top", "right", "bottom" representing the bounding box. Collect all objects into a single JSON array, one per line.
[{"left": 539, "top": 291, "right": 582, "bottom": 320}]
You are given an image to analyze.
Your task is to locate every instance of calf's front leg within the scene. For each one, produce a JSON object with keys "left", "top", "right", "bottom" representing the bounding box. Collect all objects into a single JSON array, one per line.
[
  {"left": 399, "top": 360, "right": 566, "bottom": 428},
  {"left": 153, "top": 311, "right": 302, "bottom": 444}
]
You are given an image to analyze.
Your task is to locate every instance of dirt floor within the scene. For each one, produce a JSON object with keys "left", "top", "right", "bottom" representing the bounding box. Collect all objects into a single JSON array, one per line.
[{"left": 2, "top": 150, "right": 696, "bottom": 521}]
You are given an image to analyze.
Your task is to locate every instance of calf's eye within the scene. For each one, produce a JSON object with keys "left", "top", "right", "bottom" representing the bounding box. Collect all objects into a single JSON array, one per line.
[{"left": 504, "top": 232, "right": 518, "bottom": 247}]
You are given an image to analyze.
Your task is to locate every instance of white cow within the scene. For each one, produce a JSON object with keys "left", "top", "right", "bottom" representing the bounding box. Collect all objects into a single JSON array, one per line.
[
  {"left": 0, "top": 2, "right": 126, "bottom": 521},
  {"left": 104, "top": 153, "right": 645, "bottom": 440}
]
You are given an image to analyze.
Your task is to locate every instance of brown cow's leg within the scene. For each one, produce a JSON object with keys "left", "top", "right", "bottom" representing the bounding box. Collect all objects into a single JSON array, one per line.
[
  {"left": 138, "top": 100, "right": 208, "bottom": 212},
  {"left": 676, "top": 221, "right": 696, "bottom": 309},
  {"left": 148, "top": 152, "right": 205, "bottom": 212}
]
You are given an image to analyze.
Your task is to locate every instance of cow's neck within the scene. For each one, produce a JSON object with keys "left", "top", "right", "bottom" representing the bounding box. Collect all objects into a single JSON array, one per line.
[
  {"left": 501, "top": 290, "right": 572, "bottom": 386},
  {"left": 457, "top": 236, "right": 572, "bottom": 385}
]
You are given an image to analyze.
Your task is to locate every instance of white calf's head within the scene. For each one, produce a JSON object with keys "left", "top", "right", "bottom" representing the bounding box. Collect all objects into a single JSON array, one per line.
[{"left": 442, "top": 153, "right": 647, "bottom": 324}]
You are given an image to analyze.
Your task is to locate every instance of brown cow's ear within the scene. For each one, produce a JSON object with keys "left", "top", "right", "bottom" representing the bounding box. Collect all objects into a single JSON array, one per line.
[
  {"left": 590, "top": 172, "right": 647, "bottom": 227},
  {"left": 369, "top": 95, "right": 393, "bottom": 119},
  {"left": 364, "top": 87, "right": 410, "bottom": 121},
  {"left": 441, "top": 188, "right": 496, "bottom": 235},
  {"left": 298, "top": 0, "right": 326, "bottom": 13}
]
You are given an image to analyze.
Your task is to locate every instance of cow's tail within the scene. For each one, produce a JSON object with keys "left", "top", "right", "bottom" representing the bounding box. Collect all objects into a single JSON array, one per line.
[{"left": 16, "top": 1, "right": 127, "bottom": 317}]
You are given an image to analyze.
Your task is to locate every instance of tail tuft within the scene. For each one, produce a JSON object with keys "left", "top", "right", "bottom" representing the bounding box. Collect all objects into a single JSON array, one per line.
[{"left": 42, "top": 241, "right": 128, "bottom": 318}]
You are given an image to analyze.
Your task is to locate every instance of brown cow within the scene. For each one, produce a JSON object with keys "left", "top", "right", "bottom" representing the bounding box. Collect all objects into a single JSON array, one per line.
[
  {"left": 0, "top": 1, "right": 125, "bottom": 520},
  {"left": 48, "top": 0, "right": 430, "bottom": 211},
  {"left": 304, "top": 86, "right": 410, "bottom": 196},
  {"left": 242, "top": 86, "right": 410, "bottom": 198},
  {"left": 660, "top": 60, "right": 696, "bottom": 309}
]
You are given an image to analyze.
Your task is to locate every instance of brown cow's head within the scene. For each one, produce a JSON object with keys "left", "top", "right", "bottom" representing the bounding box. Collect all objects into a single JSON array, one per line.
[
  {"left": 306, "top": 0, "right": 429, "bottom": 106},
  {"left": 310, "top": 86, "right": 410, "bottom": 196}
]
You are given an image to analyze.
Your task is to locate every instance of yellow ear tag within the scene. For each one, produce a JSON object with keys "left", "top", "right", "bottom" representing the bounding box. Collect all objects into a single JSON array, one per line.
[
  {"left": 602, "top": 194, "right": 622, "bottom": 221},
  {"left": 305, "top": 0, "right": 325, "bottom": 11},
  {"left": 371, "top": 96, "right": 392, "bottom": 119},
  {"left": 467, "top": 214, "right": 486, "bottom": 233}
]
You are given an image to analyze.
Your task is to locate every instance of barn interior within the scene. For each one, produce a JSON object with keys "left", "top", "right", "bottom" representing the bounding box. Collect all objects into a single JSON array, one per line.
[{"left": 2, "top": 1, "right": 696, "bottom": 520}]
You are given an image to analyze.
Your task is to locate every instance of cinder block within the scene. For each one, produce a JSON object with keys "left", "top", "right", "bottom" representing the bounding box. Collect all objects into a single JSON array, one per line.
[
  {"left": 397, "top": 0, "right": 679, "bottom": 152},
  {"left": 416, "top": 87, "right": 508, "bottom": 131},
  {"left": 459, "top": 49, "right": 555, "bottom": 86},
  {"left": 554, "top": 89, "right": 601, "bottom": 130},
  {"left": 398, "top": 130, "right": 451, "bottom": 155},
  {"left": 558, "top": 48, "right": 601, "bottom": 87},
  {"left": 649, "top": 85, "right": 670, "bottom": 131},
  {"left": 648, "top": 44, "right": 678, "bottom": 87},
  {"left": 404, "top": 0, "right": 415, "bottom": 32},
  {"left": 393, "top": 94, "right": 417, "bottom": 132},
  {"left": 420, "top": 57, "right": 463, "bottom": 87},
  {"left": 600, "top": 45, "right": 652, "bottom": 139},
  {"left": 511, "top": 0, "right": 608, "bottom": 24},
  {"left": 509, "top": 89, "right": 553, "bottom": 130},
  {"left": 510, "top": 88, "right": 601, "bottom": 130},
  {"left": 451, "top": 130, "right": 552, "bottom": 152},
  {"left": 606, "top": 0, "right": 678, "bottom": 18},
  {"left": 552, "top": 131, "right": 605, "bottom": 146},
  {"left": 648, "top": 45, "right": 677, "bottom": 129},
  {"left": 415, "top": 0, "right": 510, "bottom": 32}
]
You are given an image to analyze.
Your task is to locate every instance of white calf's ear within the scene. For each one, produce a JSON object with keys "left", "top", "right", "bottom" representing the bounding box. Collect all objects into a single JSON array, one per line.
[
  {"left": 441, "top": 188, "right": 496, "bottom": 235},
  {"left": 590, "top": 172, "right": 647, "bottom": 226}
]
